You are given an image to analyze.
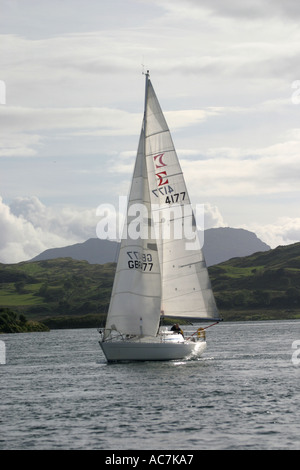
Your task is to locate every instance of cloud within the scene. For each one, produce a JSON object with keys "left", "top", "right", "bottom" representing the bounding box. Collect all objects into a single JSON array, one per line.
[
  {"left": 161, "top": 0, "right": 300, "bottom": 21},
  {"left": 0, "top": 106, "right": 140, "bottom": 158},
  {"left": 0, "top": 196, "right": 99, "bottom": 263},
  {"left": 180, "top": 129, "right": 300, "bottom": 198},
  {"left": 165, "top": 108, "right": 222, "bottom": 129},
  {"left": 0, "top": 0, "right": 163, "bottom": 39},
  {"left": 3, "top": 2, "right": 299, "bottom": 114},
  {"left": 0, "top": 106, "right": 140, "bottom": 134},
  {"left": 0, "top": 104, "right": 223, "bottom": 158},
  {"left": 0, "top": 133, "right": 41, "bottom": 157},
  {"left": 244, "top": 217, "right": 300, "bottom": 249},
  {"left": 203, "top": 203, "right": 227, "bottom": 229}
]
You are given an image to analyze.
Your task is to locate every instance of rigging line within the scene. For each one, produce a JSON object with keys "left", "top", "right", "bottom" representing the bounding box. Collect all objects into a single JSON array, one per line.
[
  {"left": 146, "top": 148, "right": 179, "bottom": 157},
  {"left": 185, "top": 321, "right": 221, "bottom": 340},
  {"left": 151, "top": 209, "right": 194, "bottom": 220},
  {"left": 146, "top": 129, "right": 169, "bottom": 138},
  {"left": 162, "top": 260, "right": 205, "bottom": 270},
  {"left": 111, "top": 290, "right": 160, "bottom": 299},
  {"left": 159, "top": 248, "right": 203, "bottom": 263},
  {"left": 156, "top": 238, "right": 201, "bottom": 251},
  {"left": 179, "top": 261, "right": 202, "bottom": 268}
]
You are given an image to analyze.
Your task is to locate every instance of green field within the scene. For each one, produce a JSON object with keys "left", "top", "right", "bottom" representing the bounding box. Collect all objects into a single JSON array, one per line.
[{"left": 0, "top": 258, "right": 114, "bottom": 329}]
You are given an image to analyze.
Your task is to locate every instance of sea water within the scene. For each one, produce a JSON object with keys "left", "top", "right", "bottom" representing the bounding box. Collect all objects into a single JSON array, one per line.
[{"left": 0, "top": 320, "right": 300, "bottom": 450}]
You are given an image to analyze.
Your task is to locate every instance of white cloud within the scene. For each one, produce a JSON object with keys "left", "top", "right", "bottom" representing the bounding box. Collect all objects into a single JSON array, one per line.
[
  {"left": 0, "top": 105, "right": 140, "bottom": 134},
  {"left": 244, "top": 217, "right": 300, "bottom": 249},
  {"left": 0, "top": 133, "right": 41, "bottom": 157},
  {"left": 203, "top": 203, "right": 227, "bottom": 229},
  {"left": 173, "top": 0, "right": 300, "bottom": 20},
  {"left": 0, "top": 196, "right": 99, "bottom": 263},
  {"left": 0, "top": 105, "right": 222, "bottom": 158},
  {"left": 180, "top": 129, "right": 300, "bottom": 198}
]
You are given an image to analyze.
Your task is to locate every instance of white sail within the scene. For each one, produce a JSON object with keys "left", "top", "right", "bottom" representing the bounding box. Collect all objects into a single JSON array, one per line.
[
  {"left": 104, "top": 127, "right": 161, "bottom": 337},
  {"left": 104, "top": 73, "right": 219, "bottom": 341},
  {"left": 145, "top": 79, "right": 219, "bottom": 321}
]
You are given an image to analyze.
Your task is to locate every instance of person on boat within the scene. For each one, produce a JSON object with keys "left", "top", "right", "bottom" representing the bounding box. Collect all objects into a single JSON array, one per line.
[{"left": 171, "top": 323, "right": 183, "bottom": 336}]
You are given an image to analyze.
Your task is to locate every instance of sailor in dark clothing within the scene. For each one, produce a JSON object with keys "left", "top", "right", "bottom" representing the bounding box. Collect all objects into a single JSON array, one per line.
[{"left": 170, "top": 323, "right": 183, "bottom": 336}]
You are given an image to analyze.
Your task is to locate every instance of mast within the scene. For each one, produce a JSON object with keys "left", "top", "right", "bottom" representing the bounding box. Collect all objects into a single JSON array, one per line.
[
  {"left": 143, "top": 70, "right": 165, "bottom": 324},
  {"left": 143, "top": 70, "right": 150, "bottom": 131}
]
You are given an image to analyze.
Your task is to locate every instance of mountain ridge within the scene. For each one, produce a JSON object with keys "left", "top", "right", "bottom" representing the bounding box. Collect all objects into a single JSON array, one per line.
[{"left": 30, "top": 227, "right": 270, "bottom": 266}]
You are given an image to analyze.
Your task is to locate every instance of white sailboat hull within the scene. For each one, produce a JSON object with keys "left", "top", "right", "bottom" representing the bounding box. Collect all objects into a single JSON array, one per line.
[{"left": 99, "top": 337, "right": 206, "bottom": 362}]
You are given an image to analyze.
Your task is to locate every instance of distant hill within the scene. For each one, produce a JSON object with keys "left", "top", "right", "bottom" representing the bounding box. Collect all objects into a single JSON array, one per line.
[
  {"left": 201, "top": 227, "right": 270, "bottom": 265},
  {"left": 1, "top": 241, "right": 300, "bottom": 327},
  {"left": 31, "top": 227, "right": 270, "bottom": 266},
  {"left": 31, "top": 238, "right": 119, "bottom": 265}
]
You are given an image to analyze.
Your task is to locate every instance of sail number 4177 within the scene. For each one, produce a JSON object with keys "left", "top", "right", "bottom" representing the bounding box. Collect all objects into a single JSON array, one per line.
[
  {"left": 165, "top": 192, "right": 186, "bottom": 204},
  {"left": 152, "top": 186, "right": 186, "bottom": 204}
]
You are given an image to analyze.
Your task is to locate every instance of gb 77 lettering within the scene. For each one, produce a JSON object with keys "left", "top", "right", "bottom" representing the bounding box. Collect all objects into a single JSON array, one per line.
[{"left": 127, "top": 251, "right": 153, "bottom": 271}]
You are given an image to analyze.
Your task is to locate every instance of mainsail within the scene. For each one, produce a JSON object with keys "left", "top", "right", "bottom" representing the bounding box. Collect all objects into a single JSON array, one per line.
[{"left": 104, "top": 72, "right": 220, "bottom": 338}]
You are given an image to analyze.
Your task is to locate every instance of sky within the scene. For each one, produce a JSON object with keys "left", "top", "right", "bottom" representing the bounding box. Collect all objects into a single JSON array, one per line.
[{"left": 1, "top": 0, "right": 300, "bottom": 263}]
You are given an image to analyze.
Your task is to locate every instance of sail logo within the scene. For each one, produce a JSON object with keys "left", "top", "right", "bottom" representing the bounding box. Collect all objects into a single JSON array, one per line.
[
  {"left": 155, "top": 171, "right": 169, "bottom": 186},
  {"left": 154, "top": 153, "right": 169, "bottom": 186},
  {"left": 154, "top": 153, "right": 167, "bottom": 168}
]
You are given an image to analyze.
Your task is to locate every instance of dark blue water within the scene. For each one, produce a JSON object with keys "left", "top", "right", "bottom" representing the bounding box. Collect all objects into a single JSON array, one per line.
[{"left": 1, "top": 320, "right": 300, "bottom": 450}]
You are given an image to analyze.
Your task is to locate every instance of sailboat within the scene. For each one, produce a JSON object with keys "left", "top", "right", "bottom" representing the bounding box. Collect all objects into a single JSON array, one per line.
[{"left": 99, "top": 71, "right": 221, "bottom": 362}]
